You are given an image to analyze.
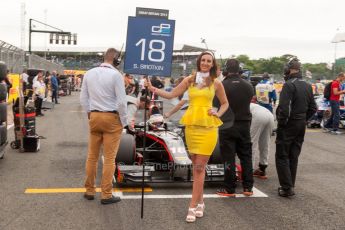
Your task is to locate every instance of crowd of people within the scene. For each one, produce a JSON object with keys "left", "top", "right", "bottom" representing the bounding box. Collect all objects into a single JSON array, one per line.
[
  {"left": 18, "top": 70, "right": 84, "bottom": 116},
  {"left": 80, "top": 47, "right": 345, "bottom": 223},
  {"left": 20, "top": 69, "right": 61, "bottom": 116}
]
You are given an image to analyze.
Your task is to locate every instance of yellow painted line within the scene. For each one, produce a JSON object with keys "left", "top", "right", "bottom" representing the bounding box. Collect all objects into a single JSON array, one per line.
[
  {"left": 306, "top": 129, "right": 322, "bottom": 133},
  {"left": 25, "top": 187, "right": 152, "bottom": 194}
]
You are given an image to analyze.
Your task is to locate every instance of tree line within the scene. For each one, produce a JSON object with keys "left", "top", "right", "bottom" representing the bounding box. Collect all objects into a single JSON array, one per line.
[{"left": 218, "top": 54, "right": 345, "bottom": 80}]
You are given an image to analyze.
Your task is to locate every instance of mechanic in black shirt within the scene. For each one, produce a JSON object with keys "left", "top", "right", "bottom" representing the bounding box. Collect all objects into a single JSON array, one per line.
[
  {"left": 276, "top": 58, "right": 317, "bottom": 197},
  {"left": 215, "top": 58, "right": 255, "bottom": 196}
]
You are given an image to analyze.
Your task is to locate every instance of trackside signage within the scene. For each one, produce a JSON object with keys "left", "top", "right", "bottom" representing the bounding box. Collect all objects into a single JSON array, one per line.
[
  {"left": 136, "top": 7, "right": 169, "bottom": 19},
  {"left": 124, "top": 16, "right": 175, "bottom": 76}
]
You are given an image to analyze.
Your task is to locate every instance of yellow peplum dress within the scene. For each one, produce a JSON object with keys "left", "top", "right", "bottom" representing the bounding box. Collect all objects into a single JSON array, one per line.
[{"left": 180, "top": 83, "right": 223, "bottom": 156}]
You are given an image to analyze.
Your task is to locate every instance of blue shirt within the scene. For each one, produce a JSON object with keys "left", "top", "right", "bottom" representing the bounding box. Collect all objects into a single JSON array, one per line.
[
  {"left": 51, "top": 75, "right": 59, "bottom": 90},
  {"left": 80, "top": 63, "right": 128, "bottom": 126}
]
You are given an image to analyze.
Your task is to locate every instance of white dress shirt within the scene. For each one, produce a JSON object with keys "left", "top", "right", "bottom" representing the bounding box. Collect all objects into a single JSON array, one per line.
[{"left": 80, "top": 63, "right": 128, "bottom": 126}]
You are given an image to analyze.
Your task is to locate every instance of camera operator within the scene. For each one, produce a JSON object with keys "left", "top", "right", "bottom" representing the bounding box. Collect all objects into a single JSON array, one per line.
[{"left": 275, "top": 58, "right": 316, "bottom": 197}]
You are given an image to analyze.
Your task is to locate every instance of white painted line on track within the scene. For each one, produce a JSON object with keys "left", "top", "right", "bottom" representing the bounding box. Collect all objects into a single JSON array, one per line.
[{"left": 119, "top": 187, "right": 267, "bottom": 199}]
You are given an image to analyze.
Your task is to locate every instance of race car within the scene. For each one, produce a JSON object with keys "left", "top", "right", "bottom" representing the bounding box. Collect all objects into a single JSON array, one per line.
[{"left": 114, "top": 105, "right": 238, "bottom": 184}]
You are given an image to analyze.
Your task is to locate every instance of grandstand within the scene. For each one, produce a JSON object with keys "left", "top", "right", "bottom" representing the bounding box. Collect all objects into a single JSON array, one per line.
[{"left": 33, "top": 44, "right": 211, "bottom": 77}]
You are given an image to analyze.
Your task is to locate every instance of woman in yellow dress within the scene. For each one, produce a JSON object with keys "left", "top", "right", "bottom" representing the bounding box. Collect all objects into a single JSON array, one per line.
[{"left": 146, "top": 51, "right": 228, "bottom": 223}]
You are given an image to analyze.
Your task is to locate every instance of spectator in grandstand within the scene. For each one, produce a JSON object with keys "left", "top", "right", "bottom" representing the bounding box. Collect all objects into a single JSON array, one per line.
[
  {"left": 51, "top": 71, "right": 59, "bottom": 104},
  {"left": 324, "top": 72, "right": 345, "bottom": 134},
  {"left": 250, "top": 99, "right": 274, "bottom": 179},
  {"left": 145, "top": 51, "right": 228, "bottom": 223},
  {"left": 255, "top": 73, "right": 275, "bottom": 113},
  {"left": 33, "top": 74, "right": 46, "bottom": 116},
  {"left": 80, "top": 48, "right": 127, "bottom": 205}
]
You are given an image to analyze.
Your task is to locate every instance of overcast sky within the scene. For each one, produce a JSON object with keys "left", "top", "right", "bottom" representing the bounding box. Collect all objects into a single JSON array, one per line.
[{"left": 1, "top": 0, "right": 345, "bottom": 63}]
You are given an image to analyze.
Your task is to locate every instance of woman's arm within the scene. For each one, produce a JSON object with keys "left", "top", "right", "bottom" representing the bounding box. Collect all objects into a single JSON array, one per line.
[
  {"left": 147, "top": 76, "right": 190, "bottom": 99},
  {"left": 212, "top": 79, "right": 229, "bottom": 117}
]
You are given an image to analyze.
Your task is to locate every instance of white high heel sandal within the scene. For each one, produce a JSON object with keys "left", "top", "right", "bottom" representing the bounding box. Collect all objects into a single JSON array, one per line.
[
  {"left": 196, "top": 203, "right": 205, "bottom": 218},
  {"left": 186, "top": 208, "right": 197, "bottom": 223}
]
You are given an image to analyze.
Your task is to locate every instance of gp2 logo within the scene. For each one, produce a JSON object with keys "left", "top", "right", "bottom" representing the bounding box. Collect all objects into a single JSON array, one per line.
[{"left": 151, "top": 24, "right": 171, "bottom": 34}]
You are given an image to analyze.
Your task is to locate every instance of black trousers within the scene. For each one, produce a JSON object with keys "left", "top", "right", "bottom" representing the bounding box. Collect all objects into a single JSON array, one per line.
[
  {"left": 52, "top": 89, "right": 58, "bottom": 103},
  {"left": 275, "top": 119, "right": 306, "bottom": 190},
  {"left": 219, "top": 121, "right": 253, "bottom": 190},
  {"left": 34, "top": 97, "right": 43, "bottom": 115}
]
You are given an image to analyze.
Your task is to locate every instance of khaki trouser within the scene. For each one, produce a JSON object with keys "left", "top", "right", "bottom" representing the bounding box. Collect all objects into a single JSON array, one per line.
[{"left": 85, "top": 112, "right": 123, "bottom": 199}]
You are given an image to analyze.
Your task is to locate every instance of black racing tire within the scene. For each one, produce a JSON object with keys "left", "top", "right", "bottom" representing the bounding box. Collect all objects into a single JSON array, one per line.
[
  {"left": 209, "top": 139, "right": 223, "bottom": 164},
  {"left": 115, "top": 133, "right": 136, "bottom": 165},
  {"left": 0, "top": 62, "right": 7, "bottom": 81},
  {"left": 0, "top": 123, "right": 7, "bottom": 145},
  {"left": 0, "top": 102, "right": 7, "bottom": 123}
]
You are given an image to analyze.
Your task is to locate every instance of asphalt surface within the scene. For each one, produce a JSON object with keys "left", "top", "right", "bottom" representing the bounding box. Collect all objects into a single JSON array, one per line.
[{"left": 1, "top": 92, "right": 345, "bottom": 230}]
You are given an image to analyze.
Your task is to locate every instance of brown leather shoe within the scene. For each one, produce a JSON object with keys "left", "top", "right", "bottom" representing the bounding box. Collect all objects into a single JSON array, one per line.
[
  {"left": 83, "top": 193, "right": 95, "bottom": 200},
  {"left": 101, "top": 195, "right": 121, "bottom": 205}
]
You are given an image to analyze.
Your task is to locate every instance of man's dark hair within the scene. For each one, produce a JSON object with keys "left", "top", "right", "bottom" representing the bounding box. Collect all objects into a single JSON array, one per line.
[
  {"left": 287, "top": 58, "right": 301, "bottom": 71},
  {"left": 225, "top": 58, "right": 240, "bottom": 74}
]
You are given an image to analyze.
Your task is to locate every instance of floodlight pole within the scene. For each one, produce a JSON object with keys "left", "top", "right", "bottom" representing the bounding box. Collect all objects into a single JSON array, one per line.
[
  {"left": 334, "top": 41, "right": 338, "bottom": 76},
  {"left": 28, "top": 18, "right": 73, "bottom": 54}
]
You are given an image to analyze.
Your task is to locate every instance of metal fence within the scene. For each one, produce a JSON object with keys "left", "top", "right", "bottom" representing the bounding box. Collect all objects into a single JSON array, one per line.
[
  {"left": 0, "top": 40, "right": 25, "bottom": 73},
  {"left": 0, "top": 40, "right": 64, "bottom": 74},
  {"left": 28, "top": 54, "right": 64, "bottom": 74}
]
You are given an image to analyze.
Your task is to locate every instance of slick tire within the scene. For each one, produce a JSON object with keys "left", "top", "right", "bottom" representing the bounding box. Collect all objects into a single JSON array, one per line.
[{"left": 115, "top": 133, "right": 136, "bottom": 165}]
